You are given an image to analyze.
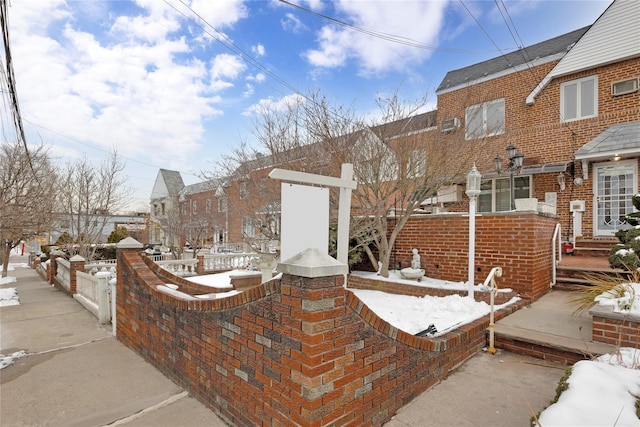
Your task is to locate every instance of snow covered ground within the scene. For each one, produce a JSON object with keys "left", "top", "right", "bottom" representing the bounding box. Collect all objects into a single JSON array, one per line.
[{"left": 537, "top": 347, "right": 640, "bottom": 427}]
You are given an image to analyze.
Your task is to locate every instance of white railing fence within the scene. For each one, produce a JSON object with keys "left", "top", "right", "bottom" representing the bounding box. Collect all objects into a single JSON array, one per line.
[
  {"left": 55, "top": 258, "right": 71, "bottom": 292},
  {"left": 74, "top": 271, "right": 113, "bottom": 324},
  {"left": 202, "top": 253, "right": 258, "bottom": 273}
]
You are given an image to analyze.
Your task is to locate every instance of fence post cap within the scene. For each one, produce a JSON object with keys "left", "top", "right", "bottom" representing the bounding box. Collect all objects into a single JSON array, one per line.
[
  {"left": 116, "top": 237, "right": 144, "bottom": 249},
  {"left": 70, "top": 254, "right": 85, "bottom": 262}
]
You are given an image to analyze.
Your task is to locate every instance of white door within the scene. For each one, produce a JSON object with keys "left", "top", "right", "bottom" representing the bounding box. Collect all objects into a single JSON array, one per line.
[{"left": 594, "top": 160, "right": 637, "bottom": 236}]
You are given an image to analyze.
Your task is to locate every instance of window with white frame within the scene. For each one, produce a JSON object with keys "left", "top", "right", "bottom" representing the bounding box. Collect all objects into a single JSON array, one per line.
[
  {"left": 406, "top": 149, "right": 426, "bottom": 178},
  {"left": 465, "top": 98, "right": 505, "bottom": 139},
  {"left": 192, "top": 200, "right": 197, "bottom": 214},
  {"left": 239, "top": 182, "right": 249, "bottom": 200},
  {"left": 242, "top": 217, "right": 254, "bottom": 237},
  {"left": 560, "top": 75, "right": 597, "bottom": 122},
  {"left": 478, "top": 176, "right": 531, "bottom": 212},
  {"left": 218, "top": 197, "right": 228, "bottom": 213},
  {"left": 206, "top": 199, "right": 211, "bottom": 214}
]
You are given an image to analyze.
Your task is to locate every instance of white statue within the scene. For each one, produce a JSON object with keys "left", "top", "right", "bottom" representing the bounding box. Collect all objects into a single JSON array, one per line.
[
  {"left": 401, "top": 248, "right": 425, "bottom": 280},
  {"left": 411, "top": 248, "right": 421, "bottom": 269}
]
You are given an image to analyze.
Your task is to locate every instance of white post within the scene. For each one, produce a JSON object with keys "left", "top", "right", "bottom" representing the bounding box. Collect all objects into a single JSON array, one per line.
[
  {"left": 96, "top": 272, "right": 111, "bottom": 324},
  {"left": 337, "top": 164, "right": 354, "bottom": 265},
  {"left": 110, "top": 279, "right": 117, "bottom": 336},
  {"left": 468, "top": 196, "right": 476, "bottom": 299},
  {"left": 466, "top": 164, "right": 482, "bottom": 300}
]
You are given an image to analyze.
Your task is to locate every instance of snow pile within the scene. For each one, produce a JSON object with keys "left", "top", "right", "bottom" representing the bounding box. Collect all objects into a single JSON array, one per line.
[
  {"left": 351, "top": 270, "right": 514, "bottom": 293},
  {"left": 349, "top": 289, "right": 519, "bottom": 336},
  {"left": 0, "top": 276, "right": 17, "bottom": 285},
  {"left": 0, "top": 350, "right": 28, "bottom": 369},
  {"left": 595, "top": 282, "right": 640, "bottom": 315},
  {"left": 537, "top": 348, "right": 640, "bottom": 427},
  {"left": 0, "top": 287, "right": 20, "bottom": 307}
]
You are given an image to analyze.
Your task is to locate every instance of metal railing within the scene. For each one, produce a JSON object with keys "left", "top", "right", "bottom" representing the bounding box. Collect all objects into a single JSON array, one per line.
[
  {"left": 551, "top": 223, "right": 562, "bottom": 287},
  {"left": 482, "top": 266, "right": 503, "bottom": 355}
]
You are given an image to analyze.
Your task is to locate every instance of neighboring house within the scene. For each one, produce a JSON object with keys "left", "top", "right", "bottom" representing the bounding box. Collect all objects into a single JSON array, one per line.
[
  {"left": 149, "top": 169, "right": 185, "bottom": 246},
  {"left": 435, "top": 0, "right": 639, "bottom": 240},
  {"left": 177, "top": 180, "right": 226, "bottom": 250}
]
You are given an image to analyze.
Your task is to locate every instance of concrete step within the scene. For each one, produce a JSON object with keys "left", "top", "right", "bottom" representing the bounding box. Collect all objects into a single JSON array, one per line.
[{"left": 492, "top": 324, "right": 616, "bottom": 365}]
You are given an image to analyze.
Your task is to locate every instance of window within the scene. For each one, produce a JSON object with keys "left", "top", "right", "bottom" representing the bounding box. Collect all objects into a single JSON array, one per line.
[
  {"left": 218, "top": 197, "right": 228, "bottom": 213},
  {"left": 192, "top": 200, "right": 197, "bottom": 214},
  {"left": 182, "top": 203, "right": 187, "bottom": 215},
  {"left": 242, "top": 217, "right": 254, "bottom": 237},
  {"left": 465, "top": 98, "right": 505, "bottom": 139},
  {"left": 561, "top": 75, "right": 597, "bottom": 122},
  {"left": 407, "top": 149, "right": 426, "bottom": 178},
  {"left": 478, "top": 176, "right": 531, "bottom": 212},
  {"left": 206, "top": 199, "right": 211, "bottom": 214},
  {"left": 240, "top": 182, "right": 248, "bottom": 200}
]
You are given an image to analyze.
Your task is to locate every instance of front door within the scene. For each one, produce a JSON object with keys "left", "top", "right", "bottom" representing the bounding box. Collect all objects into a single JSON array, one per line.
[{"left": 594, "top": 160, "right": 637, "bottom": 236}]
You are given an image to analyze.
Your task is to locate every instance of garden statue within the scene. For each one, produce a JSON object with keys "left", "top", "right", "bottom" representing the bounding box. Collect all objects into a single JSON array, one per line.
[{"left": 400, "top": 248, "right": 425, "bottom": 281}]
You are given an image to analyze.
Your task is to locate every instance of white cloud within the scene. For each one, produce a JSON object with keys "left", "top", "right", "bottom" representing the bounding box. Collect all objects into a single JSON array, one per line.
[
  {"left": 251, "top": 44, "right": 265, "bottom": 56},
  {"left": 247, "top": 73, "right": 266, "bottom": 83},
  {"left": 243, "top": 93, "right": 305, "bottom": 116},
  {"left": 281, "top": 13, "right": 307, "bottom": 34},
  {"left": 305, "top": 0, "right": 449, "bottom": 75},
  {"left": 210, "top": 53, "right": 246, "bottom": 80},
  {"left": 9, "top": 0, "right": 234, "bottom": 169}
]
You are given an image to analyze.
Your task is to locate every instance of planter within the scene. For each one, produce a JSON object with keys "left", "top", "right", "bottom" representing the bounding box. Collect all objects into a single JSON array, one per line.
[{"left": 515, "top": 198, "right": 538, "bottom": 211}]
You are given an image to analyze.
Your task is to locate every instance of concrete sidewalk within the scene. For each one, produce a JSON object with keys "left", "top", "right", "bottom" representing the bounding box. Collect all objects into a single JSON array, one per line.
[
  {"left": 1, "top": 255, "right": 226, "bottom": 427},
  {"left": 1, "top": 255, "right": 569, "bottom": 426}
]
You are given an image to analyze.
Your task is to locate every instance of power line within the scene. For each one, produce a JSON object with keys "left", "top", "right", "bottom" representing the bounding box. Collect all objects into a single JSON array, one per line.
[{"left": 278, "top": 0, "right": 503, "bottom": 55}]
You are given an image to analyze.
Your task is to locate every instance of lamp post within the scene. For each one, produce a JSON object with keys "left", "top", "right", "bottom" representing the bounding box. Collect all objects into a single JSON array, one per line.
[
  {"left": 494, "top": 143, "right": 524, "bottom": 210},
  {"left": 466, "top": 164, "right": 482, "bottom": 299}
]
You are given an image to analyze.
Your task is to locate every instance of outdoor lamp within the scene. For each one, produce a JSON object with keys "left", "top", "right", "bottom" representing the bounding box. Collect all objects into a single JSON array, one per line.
[
  {"left": 494, "top": 143, "right": 525, "bottom": 210},
  {"left": 466, "top": 164, "right": 482, "bottom": 198}
]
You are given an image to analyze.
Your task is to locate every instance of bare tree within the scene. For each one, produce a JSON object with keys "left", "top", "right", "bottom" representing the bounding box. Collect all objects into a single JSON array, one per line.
[
  {"left": 57, "top": 150, "right": 130, "bottom": 261},
  {"left": 0, "top": 142, "right": 56, "bottom": 277}
]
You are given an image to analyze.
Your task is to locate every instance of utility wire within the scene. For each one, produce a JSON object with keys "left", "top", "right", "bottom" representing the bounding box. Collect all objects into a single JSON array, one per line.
[
  {"left": 278, "top": 0, "right": 502, "bottom": 54},
  {"left": 0, "top": 0, "right": 36, "bottom": 174}
]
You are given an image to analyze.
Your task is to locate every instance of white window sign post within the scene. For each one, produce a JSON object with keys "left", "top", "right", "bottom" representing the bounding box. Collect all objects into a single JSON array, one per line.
[{"left": 269, "top": 164, "right": 357, "bottom": 265}]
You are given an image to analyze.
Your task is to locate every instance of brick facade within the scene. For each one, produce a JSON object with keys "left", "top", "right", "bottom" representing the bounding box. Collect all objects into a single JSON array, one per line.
[{"left": 116, "top": 244, "right": 523, "bottom": 426}]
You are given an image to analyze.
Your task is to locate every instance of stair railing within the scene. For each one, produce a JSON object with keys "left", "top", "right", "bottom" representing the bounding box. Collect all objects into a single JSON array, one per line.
[
  {"left": 551, "top": 223, "right": 562, "bottom": 287},
  {"left": 483, "top": 266, "right": 503, "bottom": 355}
]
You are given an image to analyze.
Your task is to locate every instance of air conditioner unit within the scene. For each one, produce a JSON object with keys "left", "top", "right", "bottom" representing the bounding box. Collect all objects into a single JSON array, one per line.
[
  {"left": 612, "top": 78, "right": 639, "bottom": 96},
  {"left": 441, "top": 117, "right": 460, "bottom": 133}
]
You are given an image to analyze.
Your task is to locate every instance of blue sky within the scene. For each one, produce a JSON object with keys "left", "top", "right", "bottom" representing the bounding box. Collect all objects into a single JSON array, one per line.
[{"left": 5, "top": 0, "right": 611, "bottom": 211}]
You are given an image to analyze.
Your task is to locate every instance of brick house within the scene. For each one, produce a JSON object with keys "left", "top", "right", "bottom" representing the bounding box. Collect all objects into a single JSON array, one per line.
[
  {"left": 152, "top": 0, "right": 639, "bottom": 262},
  {"left": 435, "top": 0, "right": 639, "bottom": 241}
]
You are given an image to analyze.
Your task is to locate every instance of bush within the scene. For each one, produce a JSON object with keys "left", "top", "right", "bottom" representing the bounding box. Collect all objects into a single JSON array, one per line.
[{"left": 609, "top": 247, "right": 640, "bottom": 270}]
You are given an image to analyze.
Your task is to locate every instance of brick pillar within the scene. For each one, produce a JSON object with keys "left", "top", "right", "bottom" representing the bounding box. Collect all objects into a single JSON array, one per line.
[
  {"left": 69, "top": 255, "right": 85, "bottom": 295},
  {"left": 278, "top": 248, "right": 349, "bottom": 426},
  {"left": 115, "top": 237, "right": 145, "bottom": 339},
  {"left": 49, "top": 250, "right": 63, "bottom": 284},
  {"left": 196, "top": 254, "right": 204, "bottom": 275}
]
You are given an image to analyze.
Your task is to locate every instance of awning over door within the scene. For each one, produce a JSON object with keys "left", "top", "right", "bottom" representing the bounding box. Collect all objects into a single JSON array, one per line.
[{"left": 574, "top": 120, "right": 640, "bottom": 179}]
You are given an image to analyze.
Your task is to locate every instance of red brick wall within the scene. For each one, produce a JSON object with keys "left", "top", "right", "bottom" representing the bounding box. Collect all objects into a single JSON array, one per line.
[
  {"left": 390, "top": 212, "right": 558, "bottom": 300},
  {"left": 117, "top": 247, "right": 506, "bottom": 426},
  {"left": 592, "top": 310, "right": 640, "bottom": 349}
]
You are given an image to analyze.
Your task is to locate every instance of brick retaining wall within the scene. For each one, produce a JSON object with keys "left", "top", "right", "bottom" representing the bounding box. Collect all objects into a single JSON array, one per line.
[
  {"left": 590, "top": 306, "right": 640, "bottom": 349},
  {"left": 116, "top": 243, "right": 522, "bottom": 426},
  {"left": 391, "top": 212, "right": 558, "bottom": 301}
]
